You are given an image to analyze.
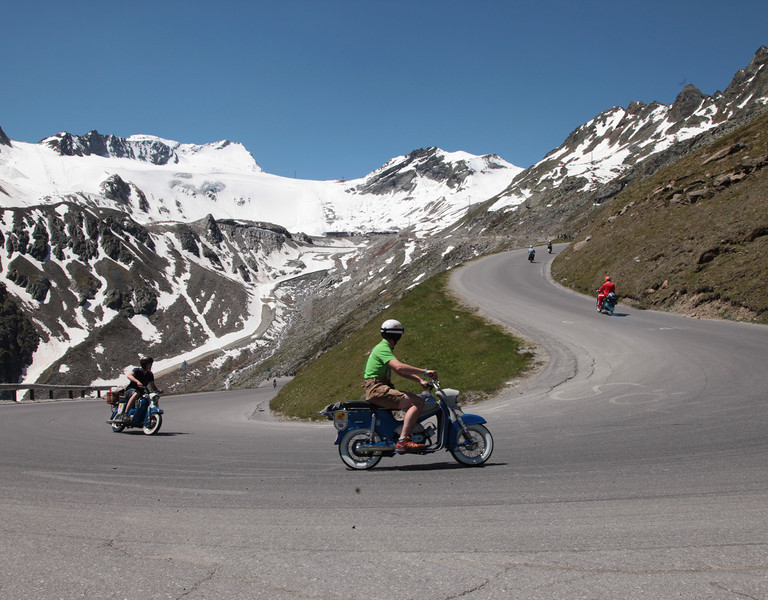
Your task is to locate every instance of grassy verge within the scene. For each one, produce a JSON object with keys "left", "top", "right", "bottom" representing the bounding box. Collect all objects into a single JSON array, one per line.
[{"left": 271, "top": 269, "right": 536, "bottom": 420}]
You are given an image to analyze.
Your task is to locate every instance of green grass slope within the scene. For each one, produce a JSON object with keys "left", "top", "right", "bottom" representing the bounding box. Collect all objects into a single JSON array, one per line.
[
  {"left": 271, "top": 271, "right": 535, "bottom": 420},
  {"left": 552, "top": 111, "right": 768, "bottom": 324}
]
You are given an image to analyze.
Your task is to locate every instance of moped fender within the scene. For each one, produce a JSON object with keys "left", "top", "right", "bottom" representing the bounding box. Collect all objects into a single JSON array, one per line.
[{"left": 456, "top": 413, "right": 486, "bottom": 426}]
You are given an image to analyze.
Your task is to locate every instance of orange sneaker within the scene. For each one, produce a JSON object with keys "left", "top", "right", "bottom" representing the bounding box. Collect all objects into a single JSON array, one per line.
[{"left": 396, "top": 436, "right": 425, "bottom": 453}]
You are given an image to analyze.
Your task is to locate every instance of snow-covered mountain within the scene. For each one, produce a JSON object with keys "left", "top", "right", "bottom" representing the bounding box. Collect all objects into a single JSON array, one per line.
[
  {"left": 489, "top": 45, "right": 768, "bottom": 215},
  {"left": 0, "top": 131, "right": 521, "bottom": 237}
]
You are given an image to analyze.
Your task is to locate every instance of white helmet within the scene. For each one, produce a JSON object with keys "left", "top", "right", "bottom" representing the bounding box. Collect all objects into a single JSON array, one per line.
[{"left": 381, "top": 319, "right": 404, "bottom": 339}]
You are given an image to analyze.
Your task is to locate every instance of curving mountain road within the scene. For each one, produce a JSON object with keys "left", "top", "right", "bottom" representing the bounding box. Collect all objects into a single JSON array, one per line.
[{"left": 1, "top": 247, "right": 767, "bottom": 599}]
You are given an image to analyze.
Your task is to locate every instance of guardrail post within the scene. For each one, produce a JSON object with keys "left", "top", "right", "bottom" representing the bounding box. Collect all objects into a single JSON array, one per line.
[{"left": 29, "top": 389, "right": 35, "bottom": 401}]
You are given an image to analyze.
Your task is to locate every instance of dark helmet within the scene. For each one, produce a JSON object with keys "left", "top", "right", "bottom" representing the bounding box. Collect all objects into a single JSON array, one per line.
[
  {"left": 381, "top": 319, "right": 404, "bottom": 341},
  {"left": 140, "top": 356, "right": 154, "bottom": 368}
]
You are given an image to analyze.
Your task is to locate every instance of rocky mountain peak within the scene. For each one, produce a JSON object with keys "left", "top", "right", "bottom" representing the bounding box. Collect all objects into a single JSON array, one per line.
[
  {"left": 352, "top": 146, "right": 490, "bottom": 196},
  {"left": 669, "top": 84, "right": 707, "bottom": 122},
  {"left": 0, "top": 126, "right": 11, "bottom": 147},
  {"left": 42, "top": 130, "right": 177, "bottom": 165},
  {"left": 718, "top": 45, "right": 768, "bottom": 118},
  {"left": 741, "top": 44, "right": 768, "bottom": 79}
]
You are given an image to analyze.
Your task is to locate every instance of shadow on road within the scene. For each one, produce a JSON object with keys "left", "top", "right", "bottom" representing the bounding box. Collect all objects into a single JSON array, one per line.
[
  {"left": 351, "top": 461, "right": 506, "bottom": 472},
  {"left": 117, "top": 430, "right": 189, "bottom": 437}
]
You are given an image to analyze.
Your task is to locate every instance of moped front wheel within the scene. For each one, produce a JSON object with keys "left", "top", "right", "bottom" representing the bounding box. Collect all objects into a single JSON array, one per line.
[
  {"left": 143, "top": 412, "right": 162, "bottom": 435},
  {"left": 451, "top": 424, "right": 493, "bottom": 466},
  {"left": 339, "top": 429, "right": 382, "bottom": 470}
]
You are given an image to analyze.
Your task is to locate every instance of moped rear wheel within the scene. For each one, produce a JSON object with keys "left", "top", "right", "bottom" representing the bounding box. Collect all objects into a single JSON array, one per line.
[
  {"left": 143, "top": 412, "right": 162, "bottom": 435},
  {"left": 339, "top": 429, "right": 382, "bottom": 470},
  {"left": 451, "top": 424, "right": 493, "bottom": 466}
]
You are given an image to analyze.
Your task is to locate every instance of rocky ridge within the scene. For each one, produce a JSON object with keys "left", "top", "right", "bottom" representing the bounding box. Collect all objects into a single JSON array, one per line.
[
  {"left": 41, "top": 130, "right": 259, "bottom": 170},
  {"left": 472, "top": 46, "right": 768, "bottom": 241}
]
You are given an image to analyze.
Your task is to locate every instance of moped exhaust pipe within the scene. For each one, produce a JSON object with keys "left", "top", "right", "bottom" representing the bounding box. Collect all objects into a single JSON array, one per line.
[{"left": 356, "top": 443, "right": 397, "bottom": 453}]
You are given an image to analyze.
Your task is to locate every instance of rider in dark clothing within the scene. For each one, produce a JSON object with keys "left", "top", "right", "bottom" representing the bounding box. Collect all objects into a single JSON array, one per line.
[{"left": 120, "top": 357, "right": 162, "bottom": 422}]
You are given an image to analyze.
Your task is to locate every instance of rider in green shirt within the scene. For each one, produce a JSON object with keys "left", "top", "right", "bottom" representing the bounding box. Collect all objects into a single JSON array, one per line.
[
  {"left": 363, "top": 338, "right": 396, "bottom": 380},
  {"left": 363, "top": 319, "right": 437, "bottom": 452}
]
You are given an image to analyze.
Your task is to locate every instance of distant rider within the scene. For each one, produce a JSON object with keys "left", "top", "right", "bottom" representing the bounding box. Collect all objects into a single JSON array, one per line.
[
  {"left": 528, "top": 246, "right": 535, "bottom": 261},
  {"left": 597, "top": 276, "right": 616, "bottom": 309},
  {"left": 120, "top": 356, "right": 162, "bottom": 422},
  {"left": 363, "top": 319, "right": 437, "bottom": 452}
]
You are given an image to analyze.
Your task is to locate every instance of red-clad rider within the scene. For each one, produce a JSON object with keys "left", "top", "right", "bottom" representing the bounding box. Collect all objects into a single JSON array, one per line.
[{"left": 597, "top": 276, "right": 616, "bottom": 309}]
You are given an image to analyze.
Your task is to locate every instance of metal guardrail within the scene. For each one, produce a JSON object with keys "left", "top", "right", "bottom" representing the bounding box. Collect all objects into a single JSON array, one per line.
[{"left": 0, "top": 384, "right": 114, "bottom": 402}]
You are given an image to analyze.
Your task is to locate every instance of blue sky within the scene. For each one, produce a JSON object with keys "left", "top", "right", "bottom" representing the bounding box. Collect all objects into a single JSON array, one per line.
[{"left": 2, "top": 1, "right": 767, "bottom": 181}]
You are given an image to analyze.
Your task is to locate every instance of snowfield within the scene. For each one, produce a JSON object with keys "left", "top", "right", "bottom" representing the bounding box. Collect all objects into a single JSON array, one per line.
[{"left": 0, "top": 136, "right": 523, "bottom": 237}]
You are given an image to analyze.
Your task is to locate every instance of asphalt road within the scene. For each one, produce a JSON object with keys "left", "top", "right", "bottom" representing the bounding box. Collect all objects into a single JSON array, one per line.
[{"left": 1, "top": 247, "right": 767, "bottom": 599}]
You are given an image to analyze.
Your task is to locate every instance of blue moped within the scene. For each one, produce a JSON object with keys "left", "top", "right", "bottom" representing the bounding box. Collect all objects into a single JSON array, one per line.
[
  {"left": 320, "top": 380, "right": 493, "bottom": 470},
  {"left": 597, "top": 291, "right": 618, "bottom": 315},
  {"left": 106, "top": 389, "right": 164, "bottom": 435}
]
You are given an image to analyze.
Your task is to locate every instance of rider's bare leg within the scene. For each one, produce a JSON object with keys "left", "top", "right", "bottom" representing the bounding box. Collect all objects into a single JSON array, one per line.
[
  {"left": 399, "top": 392, "right": 425, "bottom": 439},
  {"left": 368, "top": 390, "right": 425, "bottom": 443},
  {"left": 122, "top": 391, "right": 139, "bottom": 421}
]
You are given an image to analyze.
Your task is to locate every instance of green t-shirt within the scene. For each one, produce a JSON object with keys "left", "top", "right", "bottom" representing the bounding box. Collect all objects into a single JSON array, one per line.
[{"left": 364, "top": 339, "right": 396, "bottom": 380}]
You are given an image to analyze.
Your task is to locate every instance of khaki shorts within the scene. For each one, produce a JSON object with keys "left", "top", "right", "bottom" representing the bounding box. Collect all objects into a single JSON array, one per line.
[{"left": 363, "top": 378, "right": 407, "bottom": 408}]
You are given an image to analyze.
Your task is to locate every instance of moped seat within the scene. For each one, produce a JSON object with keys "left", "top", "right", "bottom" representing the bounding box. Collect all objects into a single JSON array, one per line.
[
  {"left": 337, "top": 401, "right": 376, "bottom": 410},
  {"left": 319, "top": 400, "right": 399, "bottom": 422},
  {"left": 320, "top": 400, "right": 375, "bottom": 414}
]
